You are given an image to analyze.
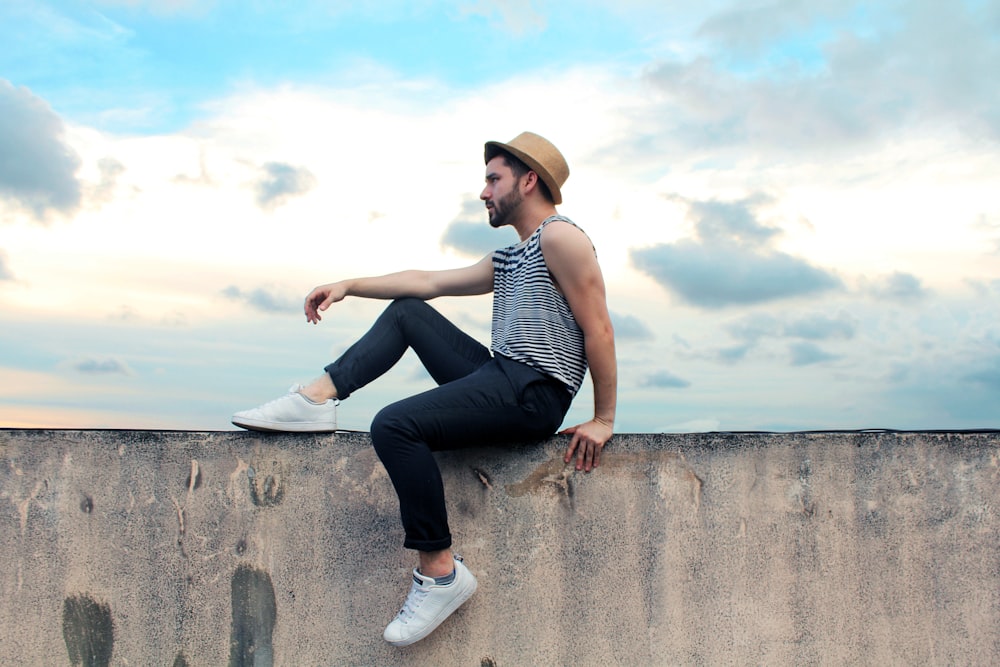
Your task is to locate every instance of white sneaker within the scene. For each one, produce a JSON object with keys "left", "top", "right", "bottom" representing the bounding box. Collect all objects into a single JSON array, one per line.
[
  {"left": 232, "top": 385, "right": 338, "bottom": 432},
  {"left": 383, "top": 556, "right": 478, "bottom": 647}
]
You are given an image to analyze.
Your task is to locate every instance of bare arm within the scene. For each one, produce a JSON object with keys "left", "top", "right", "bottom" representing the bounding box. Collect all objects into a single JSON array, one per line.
[
  {"left": 304, "top": 253, "right": 494, "bottom": 324},
  {"left": 541, "top": 221, "right": 618, "bottom": 472}
]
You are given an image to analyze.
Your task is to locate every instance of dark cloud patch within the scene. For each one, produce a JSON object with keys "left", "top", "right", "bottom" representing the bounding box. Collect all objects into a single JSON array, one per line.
[
  {"left": 610, "top": 311, "right": 654, "bottom": 342},
  {"left": 789, "top": 341, "right": 840, "bottom": 366},
  {"left": 440, "top": 198, "right": 514, "bottom": 257},
  {"left": 222, "top": 285, "right": 299, "bottom": 314},
  {"left": 865, "top": 272, "right": 927, "bottom": 301},
  {"left": 0, "top": 79, "right": 82, "bottom": 222},
  {"left": 681, "top": 194, "right": 780, "bottom": 246},
  {"left": 633, "top": 240, "right": 840, "bottom": 308},
  {"left": 632, "top": 195, "right": 841, "bottom": 308},
  {"left": 74, "top": 357, "right": 132, "bottom": 375},
  {"left": 254, "top": 162, "right": 317, "bottom": 211},
  {"left": 641, "top": 369, "right": 691, "bottom": 389}
]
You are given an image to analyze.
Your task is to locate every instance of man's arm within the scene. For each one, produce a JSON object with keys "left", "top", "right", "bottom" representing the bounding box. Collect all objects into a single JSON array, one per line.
[
  {"left": 541, "top": 220, "right": 618, "bottom": 472},
  {"left": 304, "top": 253, "right": 494, "bottom": 324}
]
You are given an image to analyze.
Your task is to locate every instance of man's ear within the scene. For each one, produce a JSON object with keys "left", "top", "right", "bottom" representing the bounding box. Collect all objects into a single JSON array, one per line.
[{"left": 522, "top": 170, "right": 539, "bottom": 194}]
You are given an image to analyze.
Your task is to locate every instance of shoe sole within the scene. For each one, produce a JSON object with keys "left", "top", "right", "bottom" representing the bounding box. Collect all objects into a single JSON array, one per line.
[
  {"left": 384, "top": 577, "right": 478, "bottom": 647},
  {"left": 231, "top": 417, "right": 337, "bottom": 433}
]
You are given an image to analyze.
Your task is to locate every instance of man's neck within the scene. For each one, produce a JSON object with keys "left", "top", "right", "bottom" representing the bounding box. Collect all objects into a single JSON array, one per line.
[{"left": 512, "top": 202, "right": 558, "bottom": 241}]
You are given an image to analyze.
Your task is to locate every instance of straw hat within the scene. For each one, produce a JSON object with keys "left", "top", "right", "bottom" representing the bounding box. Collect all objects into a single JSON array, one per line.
[{"left": 484, "top": 132, "right": 569, "bottom": 205}]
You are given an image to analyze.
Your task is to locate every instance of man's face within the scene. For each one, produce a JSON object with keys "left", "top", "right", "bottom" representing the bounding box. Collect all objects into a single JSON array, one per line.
[{"left": 481, "top": 156, "right": 523, "bottom": 229}]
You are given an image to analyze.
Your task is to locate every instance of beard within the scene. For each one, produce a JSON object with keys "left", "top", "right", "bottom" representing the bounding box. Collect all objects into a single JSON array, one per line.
[{"left": 487, "top": 188, "right": 523, "bottom": 229}]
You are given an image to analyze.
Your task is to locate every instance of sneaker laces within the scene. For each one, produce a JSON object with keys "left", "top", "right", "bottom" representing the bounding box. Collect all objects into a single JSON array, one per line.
[{"left": 396, "top": 579, "right": 430, "bottom": 624}]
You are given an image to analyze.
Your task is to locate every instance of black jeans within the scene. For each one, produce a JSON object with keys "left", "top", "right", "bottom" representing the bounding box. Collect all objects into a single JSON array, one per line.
[{"left": 325, "top": 298, "right": 573, "bottom": 551}]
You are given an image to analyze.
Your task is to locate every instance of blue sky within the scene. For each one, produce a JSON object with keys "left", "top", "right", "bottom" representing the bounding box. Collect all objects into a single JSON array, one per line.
[{"left": 2, "top": 0, "right": 999, "bottom": 432}]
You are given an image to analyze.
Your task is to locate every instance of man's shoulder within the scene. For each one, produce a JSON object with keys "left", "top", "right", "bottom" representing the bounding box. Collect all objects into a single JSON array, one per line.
[{"left": 540, "top": 216, "right": 594, "bottom": 255}]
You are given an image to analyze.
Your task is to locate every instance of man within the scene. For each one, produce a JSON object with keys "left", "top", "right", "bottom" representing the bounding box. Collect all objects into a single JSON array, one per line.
[{"left": 232, "top": 131, "right": 617, "bottom": 646}]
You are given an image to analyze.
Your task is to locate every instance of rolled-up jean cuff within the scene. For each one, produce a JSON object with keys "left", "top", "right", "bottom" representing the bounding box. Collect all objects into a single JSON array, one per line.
[
  {"left": 403, "top": 535, "right": 453, "bottom": 552},
  {"left": 324, "top": 366, "right": 351, "bottom": 400}
]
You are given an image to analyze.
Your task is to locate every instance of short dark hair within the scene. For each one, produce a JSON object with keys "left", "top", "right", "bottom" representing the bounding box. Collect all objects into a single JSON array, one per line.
[{"left": 496, "top": 151, "right": 554, "bottom": 204}]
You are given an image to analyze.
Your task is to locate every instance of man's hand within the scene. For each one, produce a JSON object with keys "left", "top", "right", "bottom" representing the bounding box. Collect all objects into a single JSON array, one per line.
[
  {"left": 304, "top": 282, "right": 347, "bottom": 324},
  {"left": 560, "top": 418, "right": 613, "bottom": 472}
]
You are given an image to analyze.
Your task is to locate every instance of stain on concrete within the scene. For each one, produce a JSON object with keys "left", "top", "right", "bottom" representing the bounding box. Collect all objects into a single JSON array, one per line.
[
  {"left": 229, "top": 564, "right": 277, "bottom": 667},
  {"left": 172, "top": 652, "right": 190, "bottom": 667},
  {"left": 185, "top": 459, "right": 202, "bottom": 492},
  {"left": 62, "top": 594, "right": 113, "bottom": 667},
  {"left": 472, "top": 467, "right": 493, "bottom": 490},
  {"left": 80, "top": 494, "right": 94, "bottom": 514},
  {"left": 506, "top": 457, "right": 574, "bottom": 499},
  {"left": 481, "top": 658, "right": 498, "bottom": 667},
  {"left": 247, "top": 460, "right": 285, "bottom": 508}
]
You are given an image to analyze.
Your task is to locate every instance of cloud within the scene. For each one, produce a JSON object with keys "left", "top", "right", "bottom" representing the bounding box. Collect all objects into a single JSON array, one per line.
[
  {"left": 964, "top": 357, "right": 1000, "bottom": 393},
  {"left": 0, "top": 80, "right": 82, "bottom": 222},
  {"left": 632, "top": 239, "right": 841, "bottom": 308},
  {"left": 631, "top": 194, "right": 841, "bottom": 308},
  {"left": 610, "top": 311, "right": 654, "bottom": 341},
  {"left": 440, "top": 198, "right": 498, "bottom": 257},
  {"left": 73, "top": 357, "right": 133, "bottom": 375},
  {"left": 640, "top": 369, "right": 691, "bottom": 389},
  {"left": 717, "top": 343, "right": 753, "bottom": 364},
  {"left": 864, "top": 272, "right": 928, "bottom": 302},
  {"left": 254, "top": 162, "right": 317, "bottom": 211},
  {"left": 715, "top": 311, "right": 855, "bottom": 364},
  {"left": 973, "top": 213, "right": 1000, "bottom": 254},
  {"left": 460, "top": 0, "right": 547, "bottom": 35},
  {"left": 173, "top": 150, "right": 214, "bottom": 186},
  {"left": 789, "top": 341, "right": 840, "bottom": 366},
  {"left": 680, "top": 194, "right": 781, "bottom": 247},
  {"left": 0, "top": 250, "right": 13, "bottom": 281},
  {"left": 631, "top": 1, "right": 1000, "bottom": 162},
  {"left": 222, "top": 285, "right": 299, "bottom": 314},
  {"left": 725, "top": 312, "right": 780, "bottom": 342},
  {"left": 88, "top": 157, "right": 126, "bottom": 205},
  {"left": 782, "top": 313, "right": 856, "bottom": 340}
]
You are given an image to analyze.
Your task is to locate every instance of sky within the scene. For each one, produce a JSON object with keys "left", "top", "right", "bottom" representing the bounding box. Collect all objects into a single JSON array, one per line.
[{"left": 1, "top": 0, "right": 999, "bottom": 433}]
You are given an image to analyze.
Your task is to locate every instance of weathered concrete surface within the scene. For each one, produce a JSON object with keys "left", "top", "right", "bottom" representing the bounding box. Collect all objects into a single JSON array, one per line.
[{"left": 1, "top": 428, "right": 998, "bottom": 666}]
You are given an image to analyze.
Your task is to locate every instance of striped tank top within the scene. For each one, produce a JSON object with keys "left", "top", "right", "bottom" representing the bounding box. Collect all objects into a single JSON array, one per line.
[{"left": 491, "top": 215, "right": 588, "bottom": 394}]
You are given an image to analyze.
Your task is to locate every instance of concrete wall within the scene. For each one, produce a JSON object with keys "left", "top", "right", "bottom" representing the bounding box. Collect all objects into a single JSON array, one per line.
[{"left": 1, "top": 428, "right": 998, "bottom": 666}]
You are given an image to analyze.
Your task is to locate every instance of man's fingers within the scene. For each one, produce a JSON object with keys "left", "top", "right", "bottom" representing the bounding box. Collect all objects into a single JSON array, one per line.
[
  {"left": 576, "top": 437, "right": 591, "bottom": 471},
  {"left": 564, "top": 431, "right": 582, "bottom": 463}
]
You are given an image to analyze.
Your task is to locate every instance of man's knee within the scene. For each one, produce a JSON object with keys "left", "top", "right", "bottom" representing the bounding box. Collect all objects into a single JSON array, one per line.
[
  {"left": 371, "top": 402, "right": 415, "bottom": 456},
  {"left": 385, "top": 297, "right": 429, "bottom": 319}
]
